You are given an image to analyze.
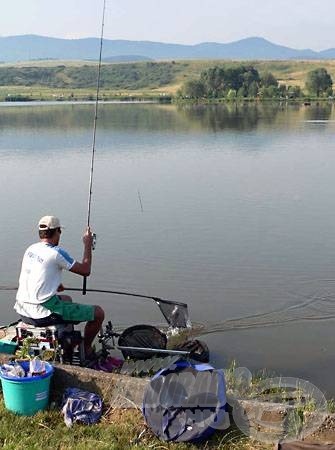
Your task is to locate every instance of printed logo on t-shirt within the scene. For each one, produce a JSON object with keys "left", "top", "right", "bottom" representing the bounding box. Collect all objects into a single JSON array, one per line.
[{"left": 27, "top": 251, "right": 44, "bottom": 264}]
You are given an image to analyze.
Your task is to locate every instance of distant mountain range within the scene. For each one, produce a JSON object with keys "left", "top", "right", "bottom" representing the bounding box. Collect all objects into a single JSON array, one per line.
[{"left": 1, "top": 35, "right": 335, "bottom": 63}]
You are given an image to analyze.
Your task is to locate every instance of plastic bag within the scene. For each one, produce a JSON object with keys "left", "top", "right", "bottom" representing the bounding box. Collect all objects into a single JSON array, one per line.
[
  {"left": 62, "top": 388, "right": 103, "bottom": 427},
  {"left": 1, "top": 363, "right": 25, "bottom": 378},
  {"left": 29, "top": 357, "right": 46, "bottom": 376}
]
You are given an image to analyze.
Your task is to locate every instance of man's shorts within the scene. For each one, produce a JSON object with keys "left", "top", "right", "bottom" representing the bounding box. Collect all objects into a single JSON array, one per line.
[
  {"left": 19, "top": 295, "right": 95, "bottom": 327},
  {"left": 43, "top": 295, "right": 95, "bottom": 323}
]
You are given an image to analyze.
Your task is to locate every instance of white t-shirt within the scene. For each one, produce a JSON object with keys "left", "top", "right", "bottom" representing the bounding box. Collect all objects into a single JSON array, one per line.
[{"left": 15, "top": 242, "right": 76, "bottom": 318}]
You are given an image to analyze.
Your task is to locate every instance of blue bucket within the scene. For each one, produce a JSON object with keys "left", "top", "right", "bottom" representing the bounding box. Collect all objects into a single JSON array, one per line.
[{"left": 0, "top": 361, "right": 54, "bottom": 415}]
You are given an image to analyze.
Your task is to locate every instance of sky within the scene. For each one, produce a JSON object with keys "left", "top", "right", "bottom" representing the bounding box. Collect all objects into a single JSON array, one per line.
[{"left": 1, "top": 0, "right": 334, "bottom": 51}]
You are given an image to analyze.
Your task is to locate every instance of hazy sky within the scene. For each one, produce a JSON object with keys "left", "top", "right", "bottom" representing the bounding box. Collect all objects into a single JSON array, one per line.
[{"left": 1, "top": 0, "right": 334, "bottom": 51}]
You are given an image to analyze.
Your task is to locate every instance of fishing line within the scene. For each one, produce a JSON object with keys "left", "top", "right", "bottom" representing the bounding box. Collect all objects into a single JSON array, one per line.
[
  {"left": 137, "top": 189, "right": 144, "bottom": 212},
  {"left": 83, "top": 0, "right": 107, "bottom": 295}
]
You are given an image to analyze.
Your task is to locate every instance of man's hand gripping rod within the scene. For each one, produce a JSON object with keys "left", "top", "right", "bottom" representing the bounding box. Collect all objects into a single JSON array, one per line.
[{"left": 83, "top": 232, "right": 97, "bottom": 295}]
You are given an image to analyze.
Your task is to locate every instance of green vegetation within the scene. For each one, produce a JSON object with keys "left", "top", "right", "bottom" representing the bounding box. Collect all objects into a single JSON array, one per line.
[
  {"left": 305, "top": 67, "right": 333, "bottom": 97},
  {"left": 0, "top": 59, "right": 334, "bottom": 101},
  {"left": 178, "top": 64, "right": 333, "bottom": 100},
  {"left": 0, "top": 62, "right": 183, "bottom": 90}
]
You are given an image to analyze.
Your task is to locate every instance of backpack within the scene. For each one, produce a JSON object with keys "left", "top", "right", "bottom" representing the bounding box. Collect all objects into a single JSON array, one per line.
[{"left": 142, "top": 360, "right": 226, "bottom": 442}]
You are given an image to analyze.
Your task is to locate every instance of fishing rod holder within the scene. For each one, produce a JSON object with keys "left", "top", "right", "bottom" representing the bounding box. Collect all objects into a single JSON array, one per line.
[{"left": 98, "top": 320, "right": 119, "bottom": 349}]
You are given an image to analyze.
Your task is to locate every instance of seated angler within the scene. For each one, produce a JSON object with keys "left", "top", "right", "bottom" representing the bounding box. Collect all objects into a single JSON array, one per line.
[{"left": 14, "top": 215, "right": 105, "bottom": 359}]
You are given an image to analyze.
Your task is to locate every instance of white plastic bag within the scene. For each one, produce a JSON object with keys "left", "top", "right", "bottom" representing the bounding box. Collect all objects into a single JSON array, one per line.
[
  {"left": 2, "top": 363, "right": 25, "bottom": 378},
  {"left": 29, "top": 357, "right": 46, "bottom": 376}
]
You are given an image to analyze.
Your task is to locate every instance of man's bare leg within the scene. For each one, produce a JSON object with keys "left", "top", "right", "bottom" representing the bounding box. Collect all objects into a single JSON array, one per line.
[{"left": 84, "top": 305, "right": 105, "bottom": 356}]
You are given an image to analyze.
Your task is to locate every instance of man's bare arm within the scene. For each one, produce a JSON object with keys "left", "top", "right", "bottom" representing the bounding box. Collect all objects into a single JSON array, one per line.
[{"left": 70, "top": 227, "right": 93, "bottom": 277}]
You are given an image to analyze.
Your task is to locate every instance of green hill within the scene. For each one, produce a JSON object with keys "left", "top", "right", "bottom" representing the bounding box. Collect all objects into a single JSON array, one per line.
[{"left": 1, "top": 59, "right": 335, "bottom": 100}]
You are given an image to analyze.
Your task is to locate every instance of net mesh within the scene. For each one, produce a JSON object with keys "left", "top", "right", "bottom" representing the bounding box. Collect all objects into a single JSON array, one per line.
[{"left": 155, "top": 299, "right": 191, "bottom": 329}]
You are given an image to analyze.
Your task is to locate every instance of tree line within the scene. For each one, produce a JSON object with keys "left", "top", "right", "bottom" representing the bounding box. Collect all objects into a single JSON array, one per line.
[{"left": 178, "top": 65, "right": 333, "bottom": 100}]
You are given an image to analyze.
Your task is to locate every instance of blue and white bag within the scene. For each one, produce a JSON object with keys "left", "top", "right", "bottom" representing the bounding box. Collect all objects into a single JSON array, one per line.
[
  {"left": 62, "top": 388, "right": 103, "bottom": 427},
  {"left": 143, "top": 360, "right": 226, "bottom": 442}
]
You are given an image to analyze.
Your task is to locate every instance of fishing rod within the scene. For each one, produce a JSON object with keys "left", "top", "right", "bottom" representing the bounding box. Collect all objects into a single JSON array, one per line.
[
  {"left": 0, "top": 286, "right": 190, "bottom": 329},
  {"left": 66, "top": 287, "right": 188, "bottom": 306},
  {"left": 83, "top": 0, "right": 107, "bottom": 295},
  {"left": 0, "top": 285, "right": 188, "bottom": 308}
]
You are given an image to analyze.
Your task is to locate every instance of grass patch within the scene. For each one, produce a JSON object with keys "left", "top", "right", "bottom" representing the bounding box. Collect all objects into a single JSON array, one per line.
[{"left": 0, "top": 391, "right": 274, "bottom": 450}]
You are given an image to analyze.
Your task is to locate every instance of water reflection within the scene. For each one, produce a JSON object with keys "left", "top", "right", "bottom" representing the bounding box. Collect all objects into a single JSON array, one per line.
[
  {"left": 303, "top": 102, "right": 332, "bottom": 121},
  {"left": 178, "top": 102, "right": 335, "bottom": 131},
  {"left": 0, "top": 103, "right": 187, "bottom": 132},
  {"left": 177, "top": 102, "right": 281, "bottom": 131},
  {"left": 0, "top": 102, "right": 334, "bottom": 134}
]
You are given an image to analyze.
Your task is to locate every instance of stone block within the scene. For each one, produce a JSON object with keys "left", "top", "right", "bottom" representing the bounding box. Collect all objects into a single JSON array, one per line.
[{"left": 51, "top": 363, "right": 149, "bottom": 408}]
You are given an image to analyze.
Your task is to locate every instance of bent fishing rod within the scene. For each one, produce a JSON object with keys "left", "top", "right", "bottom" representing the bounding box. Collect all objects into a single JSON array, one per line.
[{"left": 83, "top": 0, "right": 107, "bottom": 295}]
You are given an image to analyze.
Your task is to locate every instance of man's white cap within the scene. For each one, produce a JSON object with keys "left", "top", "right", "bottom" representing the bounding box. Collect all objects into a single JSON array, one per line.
[{"left": 38, "top": 215, "right": 62, "bottom": 230}]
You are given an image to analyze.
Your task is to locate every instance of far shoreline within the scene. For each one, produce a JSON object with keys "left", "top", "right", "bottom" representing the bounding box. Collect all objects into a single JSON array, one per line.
[{"left": 0, "top": 96, "right": 333, "bottom": 106}]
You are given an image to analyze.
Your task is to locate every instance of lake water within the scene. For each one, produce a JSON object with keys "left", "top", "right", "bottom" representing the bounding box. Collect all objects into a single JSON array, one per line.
[{"left": 1, "top": 101, "right": 335, "bottom": 395}]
